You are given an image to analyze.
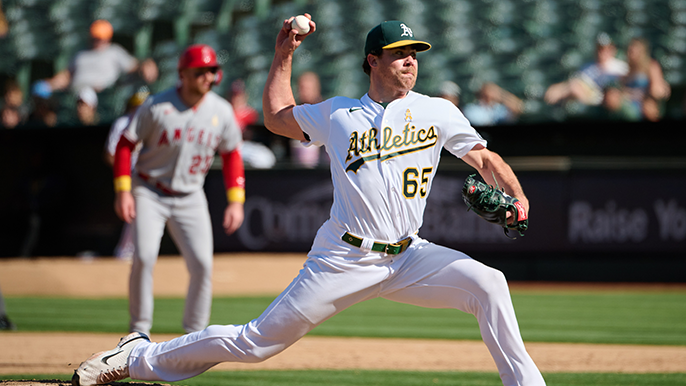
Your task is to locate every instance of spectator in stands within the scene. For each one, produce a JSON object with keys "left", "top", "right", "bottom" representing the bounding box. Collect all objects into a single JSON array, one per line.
[
  {"left": 597, "top": 37, "right": 671, "bottom": 122},
  {"left": 228, "top": 79, "right": 276, "bottom": 169},
  {"left": 438, "top": 80, "right": 461, "bottom": 108},
  {"left": 600, "top": 82, "right": 641, "bottom": 121},
  {"left": 0, "top": 0, "right": 8, "bottom": 38},
  {"left": 75, "top": 87, "right": 99, "bottom": 126},
  {"left": 462, "top": 82, "right": 524, "bottom": 126},
  {"left": 37, "top": 19, "right": 158, "bottom": 95},
  {"left": 290, "top": 71, "right": 324, "bottom": 168},
  {"left": 1, "top": 79, "right": 28, "bottom": 128},
  {"left": 229, "top": 79, "right": 260, "bottom": 131},
  {"left": 3, "top": 79, "right": 28, "bottom": 119},
  {"left": 26, "top": 82, "right": 58, "bottom": 127},
  {"left": 296, "top": 71, "right": 323, "bottom": 105},
  {"left": 622, "top": 37, "right": 670, "bottom": 121},
  {"left": 1, "top": 104, "right": 20, "bottom": 128},
  {"left": 642, "top": 97, "right": 662, "bottom": 122},
  {"left": 544, "top": 33, "right": 628, "bottom": 106}
]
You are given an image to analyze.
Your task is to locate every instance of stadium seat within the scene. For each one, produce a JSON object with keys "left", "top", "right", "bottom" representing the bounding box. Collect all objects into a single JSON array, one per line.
[
  {"left": 150, "top": 40, "right": 182, "bottom": 93},
  {"left": 3, "top": 0, "right": 686, "bottom": 126}
]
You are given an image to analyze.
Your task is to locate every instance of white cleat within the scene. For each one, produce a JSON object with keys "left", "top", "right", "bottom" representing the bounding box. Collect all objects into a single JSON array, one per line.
[{"left": 72, "top": 332, "right": 149, "bottom": 386}]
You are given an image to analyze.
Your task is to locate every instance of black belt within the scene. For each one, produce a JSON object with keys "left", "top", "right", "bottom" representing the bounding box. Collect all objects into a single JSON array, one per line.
[{"left": 342, "top": 232, "right": 412, "bottom": 255}]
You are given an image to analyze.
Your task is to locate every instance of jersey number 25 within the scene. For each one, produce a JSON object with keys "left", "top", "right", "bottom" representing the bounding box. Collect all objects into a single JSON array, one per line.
[{"left": 190, "top": 155, "right": 214, "bottom": 175}]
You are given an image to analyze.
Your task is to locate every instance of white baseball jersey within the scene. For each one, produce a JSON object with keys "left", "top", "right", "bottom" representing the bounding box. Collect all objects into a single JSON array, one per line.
[
  {"left": 123, "top": 88, "right": 242, "bottom": 194},
  {"left": 124, "top": 91, "right": 546, "bottom": 386},
  {"left": 293, "top": 91, "right": 486, "bottom": 242}
]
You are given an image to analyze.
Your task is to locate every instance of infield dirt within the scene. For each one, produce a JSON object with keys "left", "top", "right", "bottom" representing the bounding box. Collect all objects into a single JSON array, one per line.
[{"left": 1, "top": 254, "right": 685, "bottom": 383}]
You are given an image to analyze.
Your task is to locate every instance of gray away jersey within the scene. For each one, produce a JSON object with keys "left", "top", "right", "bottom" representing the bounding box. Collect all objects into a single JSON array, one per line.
[{"left": 123, "top": 88, "right": 242, "bottom": 194}]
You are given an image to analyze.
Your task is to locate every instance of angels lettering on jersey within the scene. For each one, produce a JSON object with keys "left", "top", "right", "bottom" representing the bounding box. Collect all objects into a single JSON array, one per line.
[
  {"left": 155, "top": 114, "right": 223, "bottom": 176},
  {"left": 156, "top": 124, "right": 222, "bottom": 150},
  {"left": 345, "top": 108, "right": 438, "bottom": 173}
]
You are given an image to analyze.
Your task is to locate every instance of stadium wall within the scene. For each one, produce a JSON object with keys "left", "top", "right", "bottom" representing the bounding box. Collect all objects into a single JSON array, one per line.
[{"left": 1, "top": 123, "right": 684, "bottom": 282}]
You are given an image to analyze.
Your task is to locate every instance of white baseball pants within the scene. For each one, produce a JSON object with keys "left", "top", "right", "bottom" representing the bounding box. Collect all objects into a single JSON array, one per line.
[
  {"left": 128, "top": 235, "right": 545, "bottom": 386},
  {"left": 129, "top": 183, "right": 214, "bottom": 335}
]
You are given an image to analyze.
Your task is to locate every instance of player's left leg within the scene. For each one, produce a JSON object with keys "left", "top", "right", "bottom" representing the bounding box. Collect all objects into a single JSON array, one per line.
[
  {"left": 166, "top": 190, "right": 214, "bottom": 333},
  {"left": 125, "top": 249, "right": 392, "bottom": 382},
  {"left": 381, "top": 238, "right": 545, "bottom": 386}
]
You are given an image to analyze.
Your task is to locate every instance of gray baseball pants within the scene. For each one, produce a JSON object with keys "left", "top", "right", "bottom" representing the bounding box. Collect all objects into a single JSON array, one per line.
[{"left": 129, "top": 182, "right": 214, "bottom": 335}]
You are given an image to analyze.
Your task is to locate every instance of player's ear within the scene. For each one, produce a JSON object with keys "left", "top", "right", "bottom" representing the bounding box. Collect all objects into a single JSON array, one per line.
[{"left": 367, "top": 54, "right": 378, "bottom": 68}]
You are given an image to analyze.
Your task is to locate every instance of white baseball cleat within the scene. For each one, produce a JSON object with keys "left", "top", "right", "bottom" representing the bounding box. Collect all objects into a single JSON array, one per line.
[{"left": 72, "top": 332, "right": 149, "bottom": 386}]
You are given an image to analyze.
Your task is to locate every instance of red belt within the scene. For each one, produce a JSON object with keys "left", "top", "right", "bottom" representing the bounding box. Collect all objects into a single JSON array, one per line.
[{"left": 138, "top": 172, "right": 183, "bottom": 196}]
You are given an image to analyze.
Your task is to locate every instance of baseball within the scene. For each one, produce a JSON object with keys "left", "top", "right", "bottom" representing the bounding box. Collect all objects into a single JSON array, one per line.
[{"left": 291, "top": 15, "right": 311, "bottom": 35}]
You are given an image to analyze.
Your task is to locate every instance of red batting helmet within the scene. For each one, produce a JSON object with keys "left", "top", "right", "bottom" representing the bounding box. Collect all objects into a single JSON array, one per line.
[{"left": 178, "top": 44, "right": 223, "bottom": 85}]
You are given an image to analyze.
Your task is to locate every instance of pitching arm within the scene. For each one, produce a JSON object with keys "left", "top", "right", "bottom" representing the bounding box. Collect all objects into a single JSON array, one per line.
[{"left": 262, "top": 14, "right": 316, "bottom": 141}]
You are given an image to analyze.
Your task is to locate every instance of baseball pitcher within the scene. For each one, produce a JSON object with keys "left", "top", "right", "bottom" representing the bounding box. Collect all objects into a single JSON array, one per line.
[{"left": 73, "top": 17, "right": 545, "bottom": 386}]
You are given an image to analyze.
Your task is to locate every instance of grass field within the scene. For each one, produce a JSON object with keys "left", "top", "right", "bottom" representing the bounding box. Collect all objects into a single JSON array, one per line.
[
  {"left": 3, "top": 289, "right": 686, "bottom": 385},
  {"left": 3, "top": 371, "right": 686, "bottom": 386},
  {"left": 6, "top": 291, "right": 686, "bottom": 345}
]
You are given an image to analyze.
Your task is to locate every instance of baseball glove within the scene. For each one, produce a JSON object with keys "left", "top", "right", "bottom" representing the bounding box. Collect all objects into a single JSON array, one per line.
[{"left": 462, "top": 174, "right": 528, "bottom": 238}]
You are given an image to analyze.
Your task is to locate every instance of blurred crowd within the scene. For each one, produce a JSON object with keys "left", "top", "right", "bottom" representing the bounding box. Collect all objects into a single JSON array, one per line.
[
  {"left": 1, "top": 19, "right": 158, "bottom": 129},
  {"left": 1, "top": 16, "right": 684, "bottom": 167},
  {"left": 439, "top": 33, "right": 675, "bottom": 125},
  {"left": 543, "top": 33, "right": 671, "bottom": 122}
]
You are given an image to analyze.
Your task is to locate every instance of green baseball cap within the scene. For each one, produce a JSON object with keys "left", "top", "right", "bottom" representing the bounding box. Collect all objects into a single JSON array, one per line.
[{"left": 364, "top": 20, "right": 432, "bottom": 56}]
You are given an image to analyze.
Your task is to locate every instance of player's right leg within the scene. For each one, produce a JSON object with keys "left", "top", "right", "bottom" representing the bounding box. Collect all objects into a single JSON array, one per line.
[{"left": 129, "top": 185, "right": 171, "bottom": 335}]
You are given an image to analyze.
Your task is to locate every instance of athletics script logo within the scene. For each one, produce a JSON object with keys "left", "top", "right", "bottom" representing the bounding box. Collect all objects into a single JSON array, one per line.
[{"left": 345, "top": 123, "right": 437, "bottom": 173}]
